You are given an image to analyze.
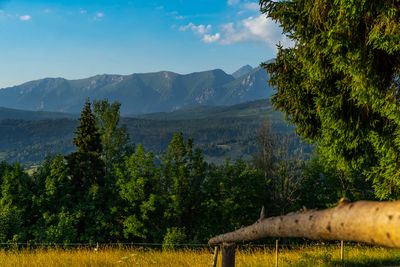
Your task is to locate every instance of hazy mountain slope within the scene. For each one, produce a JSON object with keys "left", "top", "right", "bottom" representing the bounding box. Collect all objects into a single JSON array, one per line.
[
  {"left": 0, "top": 66, "right": 272, "bottom": 114},
  {"left": 219, "top": 67, "right": 274, "bottom": 105},
  {"left": 232, "top": 65, "right": 253, "bottom": 78}
]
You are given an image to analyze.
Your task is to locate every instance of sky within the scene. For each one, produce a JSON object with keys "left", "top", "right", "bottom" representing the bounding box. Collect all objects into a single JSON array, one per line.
[{"left": 0, "top": 0, "right": 290, "bottom": 88}]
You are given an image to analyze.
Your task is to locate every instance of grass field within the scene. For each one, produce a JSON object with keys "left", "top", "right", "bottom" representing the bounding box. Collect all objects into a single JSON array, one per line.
[{"left": 0, "top": 245, "right": 399, "bottom": 266}]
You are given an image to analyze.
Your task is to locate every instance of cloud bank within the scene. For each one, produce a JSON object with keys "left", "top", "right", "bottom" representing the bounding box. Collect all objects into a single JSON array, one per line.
[
  {"left": 180, "top": 15, "right": 292, "bottom": 50},
  {"left": 19, "top": 15, "right": 31, "bottom": 21}
]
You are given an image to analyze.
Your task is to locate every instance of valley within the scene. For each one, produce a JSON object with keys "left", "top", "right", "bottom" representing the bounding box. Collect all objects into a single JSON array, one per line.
[{"left": 0, "top": 99, "right": 312, "bottom": 167}]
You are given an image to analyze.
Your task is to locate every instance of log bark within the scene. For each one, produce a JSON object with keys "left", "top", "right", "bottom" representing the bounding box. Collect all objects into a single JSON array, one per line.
[{"left": 209, "top": 199, "right": 400, "bottom": 248}]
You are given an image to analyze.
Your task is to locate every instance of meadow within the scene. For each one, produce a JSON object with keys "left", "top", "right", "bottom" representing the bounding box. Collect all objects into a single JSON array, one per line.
[{"left": 0, "top": 245, "right": 399, "bottom": 266}]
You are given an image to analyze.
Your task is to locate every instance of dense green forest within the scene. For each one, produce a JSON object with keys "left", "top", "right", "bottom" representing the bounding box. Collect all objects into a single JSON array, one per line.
[
  {"left": 0, "top": 0, "right": 398, "bottom": 248},
  {"left": 0, "top": 99, "right": 373, "bottom": 245},
  {"left": 0, "top": 100, "right": 312, "bottom": 167}
]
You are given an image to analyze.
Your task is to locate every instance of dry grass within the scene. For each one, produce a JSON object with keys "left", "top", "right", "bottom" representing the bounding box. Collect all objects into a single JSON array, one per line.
[{"left": 0, "top": 245, "right": 398, "bottom": 266}]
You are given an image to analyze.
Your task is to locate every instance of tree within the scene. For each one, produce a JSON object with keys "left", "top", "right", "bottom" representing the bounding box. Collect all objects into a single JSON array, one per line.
[
  {"left": 92, "top": 99, "right": 133, "bottom": 175},
  {"left": 252, "top": 122, "right": 305, "bottom": 214},
  {"left": 0, "top": 164, "right": 34, "bottom": 242},
  {"left": 116, "top": 144, "right": 161, "bottom": 241},
  {"left": 252, "top": 122, "right": 274, "bottom": 181},
  {"left": 160, "top": 133, "right": 207, "bottom": 241},
  {"left": 32, "top": 154, "right": 77, "bottom": 243},
  {"left": 261, "top": 0, "right": 400, "bottom": 199},
  {"left": 66, "top": 99, "right": 104, "bottom": 191},
  {"left": 92, "top": 99, "right": 133, "bottom": 242},
  {"left": 65, "top": 99, "right": 107, "bottom": 242}
]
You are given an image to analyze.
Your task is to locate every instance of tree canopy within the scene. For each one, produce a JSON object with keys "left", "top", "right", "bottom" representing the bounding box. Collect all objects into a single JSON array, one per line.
[{"left": 261, "top": 0, "right": 400, "bottom": 199}]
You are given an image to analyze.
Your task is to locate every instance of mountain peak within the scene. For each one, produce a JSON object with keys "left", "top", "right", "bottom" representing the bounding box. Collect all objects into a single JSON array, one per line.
[{"left": 232, "top": 65, "right": 253, "bottom": 79}]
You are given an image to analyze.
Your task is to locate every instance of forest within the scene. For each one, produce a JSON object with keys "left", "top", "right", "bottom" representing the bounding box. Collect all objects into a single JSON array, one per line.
[
  {"left": 0, "top": 99, "right": 312, "bottom": 167},
  {"left": 0, "top": 99, "right": 374, "bottom": 246}
]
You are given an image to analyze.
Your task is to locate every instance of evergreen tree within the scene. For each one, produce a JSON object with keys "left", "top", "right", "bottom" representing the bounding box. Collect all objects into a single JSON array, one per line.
[
  {"left": 65, "top": 100, "right": 107, "bottom": 242},
  {"left": 261, "top": 0, "right": 400, "bottom": 199},
  {"left": 66, "top": 100, "right": 104, "bottom": 191}
]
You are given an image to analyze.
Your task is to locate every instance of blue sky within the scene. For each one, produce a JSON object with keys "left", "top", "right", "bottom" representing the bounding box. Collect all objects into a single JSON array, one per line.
[{"left": 0, "top": 0, "right": 289, "bottom": 88}]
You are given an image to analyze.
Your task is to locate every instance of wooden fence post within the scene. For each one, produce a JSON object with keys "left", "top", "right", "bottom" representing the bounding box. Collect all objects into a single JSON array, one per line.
[
  {"left": 221, "top": 243, "right": 235, "bottom": 267},
  {"left": 275, "top": 239, "right": 279, "bottom": 267},
  {"left": 340, "top": 240, "right": 344, "bottom": 263},
  {"left": 212, "top": 246, "right": 219, "bottom": 267}
]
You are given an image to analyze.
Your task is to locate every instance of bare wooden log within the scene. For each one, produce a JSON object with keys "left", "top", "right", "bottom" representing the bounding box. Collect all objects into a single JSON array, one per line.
[{"left": 209, "top": 199, "right": 400, "bottom": 248}]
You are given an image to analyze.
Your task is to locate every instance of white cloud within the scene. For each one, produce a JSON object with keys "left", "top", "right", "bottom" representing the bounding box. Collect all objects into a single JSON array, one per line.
[
  {"left": 178, "top": 15, "right": 292, "bottom": 49},
  {"left": 202, "top": 33, "right": 221, "bottom": 43},
  {"left": 179, "top": 22, "right": 221, "bottom": 44},
  {"left": 80, "top": 9, "right": 87, "bottom": 14},
  {"left": 19, "top": 15, "right": 31, "bottom": 21},
  {"left": 180, "top": 23, "right": 211, "bottom": 35},
  {"left": 228, "top": 0, "right": 240, "bottom": 6},
  {"left": 220, "top": 15, "right": 293, "bottom": 50},
  {"left": 97, "top": 12, "right": 104, "bottom": 18},
  {"left": 43, "top": 9, "right": 52, "bottom": 14}
]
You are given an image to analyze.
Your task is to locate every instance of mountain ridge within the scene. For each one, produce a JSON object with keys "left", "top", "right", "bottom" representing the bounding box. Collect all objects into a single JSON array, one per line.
[{"left": 0, "top": 65, "right": 274, "bottom": 115}]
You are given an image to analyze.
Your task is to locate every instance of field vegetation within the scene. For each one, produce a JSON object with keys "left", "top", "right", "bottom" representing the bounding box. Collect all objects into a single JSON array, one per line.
[{"left": 0, "top": 245, "right": 398, "bottom": 266}]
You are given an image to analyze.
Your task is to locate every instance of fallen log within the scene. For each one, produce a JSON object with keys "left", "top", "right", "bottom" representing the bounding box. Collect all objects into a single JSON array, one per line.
[{"left": 209, "top": 199, "right": 400, "bottom": 248}]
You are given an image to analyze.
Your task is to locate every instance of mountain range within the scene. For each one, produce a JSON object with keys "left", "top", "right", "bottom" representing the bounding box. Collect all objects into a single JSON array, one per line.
[{"left": 0, "top": 64, "right": 273, "bottom": 114}]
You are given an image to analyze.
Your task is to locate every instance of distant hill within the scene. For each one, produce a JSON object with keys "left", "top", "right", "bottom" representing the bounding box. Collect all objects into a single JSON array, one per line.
[
  {"left": 0, "top": 65, "right": 274, "bottom": 115},
  {"left": 0, "top": 99, "right": 312, "bottom": 167},
  {"left": 232, "top": 65, "right": 253, "bottom": 78}
]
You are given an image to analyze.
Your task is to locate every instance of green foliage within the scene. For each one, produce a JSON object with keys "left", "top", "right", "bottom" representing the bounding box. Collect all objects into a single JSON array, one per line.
[
  {"left": 92, "top": 99, "right": 133, "bottom": 173},
  {"left": 160, "top": 133, "right": 207, "bottom": 238},
  {"left": 116, "top": 144, "right": 160, "bottom": 241},
  {"left": 72, "top": 100, "right": 102, "bottom": 154},
  {"left": 0, "top": 99, "right": 374, "bottom": 245},
  {"left": 261, "top": 0, "right": 400, "bottom": 199},
  {"left": 162, "top": 227, "right": 186, "bottom": 250}
]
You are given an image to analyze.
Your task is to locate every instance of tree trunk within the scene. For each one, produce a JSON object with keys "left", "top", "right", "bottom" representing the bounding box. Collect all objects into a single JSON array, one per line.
[{"left": 209, "top": 199, "right": 400, "bottom": 248}]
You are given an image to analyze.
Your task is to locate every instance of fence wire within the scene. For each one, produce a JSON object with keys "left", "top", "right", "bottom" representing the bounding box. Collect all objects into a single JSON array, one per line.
[{"left": 0, "top": 241, "right": 375, "bottom": 249}]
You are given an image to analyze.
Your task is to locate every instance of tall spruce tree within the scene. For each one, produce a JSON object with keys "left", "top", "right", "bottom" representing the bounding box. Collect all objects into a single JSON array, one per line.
[
  {"left": 67, "top": 100, "right": 104, "bottom": 191},
  {"left": 261, "top": 0, "right": 400, "bottom": 199},
  {"left": 66, "top": 100, "right": 106, "bottom": 242}
]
